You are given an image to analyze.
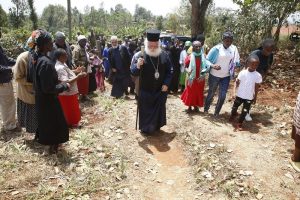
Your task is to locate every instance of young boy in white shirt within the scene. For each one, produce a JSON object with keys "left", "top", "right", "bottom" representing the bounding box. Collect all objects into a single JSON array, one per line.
[{"left": 229, "top": 54, "right": 262, "bottom": 130}]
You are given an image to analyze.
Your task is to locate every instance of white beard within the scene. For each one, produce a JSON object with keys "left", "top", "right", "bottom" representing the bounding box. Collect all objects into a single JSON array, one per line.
[
  {"left": 112, "top": 45, "right": 118, "bottom": 49},
  {"left": 144, "top": 39, "right": 162, "bottom": 57}
]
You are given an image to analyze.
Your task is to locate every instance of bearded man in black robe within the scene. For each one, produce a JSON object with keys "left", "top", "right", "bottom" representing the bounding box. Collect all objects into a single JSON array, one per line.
[{"left": 131, "top": 29, "right": 173, "bottom": 135}]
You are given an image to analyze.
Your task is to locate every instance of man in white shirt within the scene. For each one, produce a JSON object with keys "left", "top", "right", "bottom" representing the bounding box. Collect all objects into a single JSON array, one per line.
[{"left": 229, "top": 54, "right": 262, "bottom": 130}]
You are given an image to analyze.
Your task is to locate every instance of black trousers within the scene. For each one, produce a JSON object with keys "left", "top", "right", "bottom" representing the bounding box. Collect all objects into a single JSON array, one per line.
[{"left": 231, "top": 97, "right": 253, "bottom": 123}]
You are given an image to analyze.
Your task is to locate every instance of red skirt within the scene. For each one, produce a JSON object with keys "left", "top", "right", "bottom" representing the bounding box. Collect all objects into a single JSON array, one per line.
[
  {"left": 58, "top": 94, "right": 81, "bottom": 127},
  {"left": 181, "top": 79, "right": 205, "bottom": 107},
  {"left": 77, "top": 75, "right": 89, "bottom": 95}
]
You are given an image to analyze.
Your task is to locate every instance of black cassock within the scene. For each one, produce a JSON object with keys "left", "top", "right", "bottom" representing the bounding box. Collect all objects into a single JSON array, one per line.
[
  {"left": 169, "top": 45, "right": 181, "bottom": 93},
  {"left": 33, "top": 54, "right": 69, "bottom": 145},
  {"left": 131, "top": 51, "right": 173, "bottom": 134},
  {"left": 108, "top": 46, "right": 131, "bottom": 98}
]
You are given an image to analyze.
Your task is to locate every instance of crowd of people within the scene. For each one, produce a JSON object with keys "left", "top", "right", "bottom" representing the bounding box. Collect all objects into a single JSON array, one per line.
[{"left": 0, "top": 28, "right": 299, "bottom": 167}]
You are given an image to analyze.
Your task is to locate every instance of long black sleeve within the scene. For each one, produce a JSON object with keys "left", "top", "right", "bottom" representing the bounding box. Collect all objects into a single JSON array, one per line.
[
  {"left": 0, "top": 45, "right": 14, "bottom": 83},
  {"left": 38, "top": 62, "right": 68, "bottom": 94}
]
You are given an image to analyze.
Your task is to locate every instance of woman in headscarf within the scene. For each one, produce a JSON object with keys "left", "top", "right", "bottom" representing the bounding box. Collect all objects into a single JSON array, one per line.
[
  {"left": 13, "top": 31, "right": 38, "bottom": 135},
  {"left": 181, "top": 40, "right": 216, "bottom": 113},
  {"left": 31, "top": 29, "right": 70, "bottom": 154}
]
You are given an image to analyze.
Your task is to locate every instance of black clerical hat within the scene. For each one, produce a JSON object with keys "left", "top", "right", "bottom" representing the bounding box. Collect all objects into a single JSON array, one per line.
[{"left": 146, "top": 29, "right": 160, "bottom": 42}]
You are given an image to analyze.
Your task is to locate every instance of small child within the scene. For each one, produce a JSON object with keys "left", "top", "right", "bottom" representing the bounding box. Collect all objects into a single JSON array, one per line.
[
  {"left": 90, "top": 50, "right": 105, "bottom": 92},
  {"left": 54, "top": 48, "right": 86, "bottom": 128},
  {"left": 229, "top": 54, "right": 262, "bottom": 131}
]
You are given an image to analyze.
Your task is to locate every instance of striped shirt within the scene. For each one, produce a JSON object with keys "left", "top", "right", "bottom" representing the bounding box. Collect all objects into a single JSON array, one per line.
[{"left": 294, "top": 92, "right": 300, "bottom": 135}]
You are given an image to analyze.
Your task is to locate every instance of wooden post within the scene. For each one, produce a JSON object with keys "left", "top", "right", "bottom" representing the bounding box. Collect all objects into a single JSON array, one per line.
[
  {"left": 67, "top": 0, "right": 72, "bottom": 41},
  {"left": 96, "top": 40, "right": 101, "bottom": 57}
]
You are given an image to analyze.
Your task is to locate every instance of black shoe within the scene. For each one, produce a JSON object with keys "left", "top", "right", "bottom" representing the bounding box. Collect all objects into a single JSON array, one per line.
[
  {"left": 5, "top": 126, "right": 22, "bottom": 133},
  {"left": 213, "top": 113, "right": 220, "bottom": 118},
  {"left": 49, "top": 144, "right": 59, "bottom": 154},
  {"left": 140, "top": 130, "right": 151, "bottom": 137},
  {"left": 186, "top": 107, "right": 193, "bottom": 113},
  {"left": 130, "top": 88, "right": 135, "bottom": 94},
  {"left": 34, "top": 134, "right": 39, "bottom": 141},
  {"left": 80, "top": 95, "right": 89, "bottom": 102}
]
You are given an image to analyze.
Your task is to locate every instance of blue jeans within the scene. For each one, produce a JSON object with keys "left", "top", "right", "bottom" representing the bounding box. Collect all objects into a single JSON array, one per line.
[{"left": 204, "top": 74, "right": 230, "bottom": 115}]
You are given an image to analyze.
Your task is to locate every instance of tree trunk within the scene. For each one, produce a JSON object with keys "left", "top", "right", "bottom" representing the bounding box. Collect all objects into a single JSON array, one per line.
[
  {"left": 16, "top": 3, "right": 19, "bottom": 28},
  {"left": 273, "top": 10, "right": 287, "bottom": 43},
  {"left": 67, "top": 0, "right": 72, "bottom": 41},
  {"left": 28, "top": 0, "right": 38, "bottom": 30},
  {"left": 273, "top": 0, "right": 298, "bottom": 43},
  {"left": 190, "top": 0, "right": 212, "bottom": 38}
]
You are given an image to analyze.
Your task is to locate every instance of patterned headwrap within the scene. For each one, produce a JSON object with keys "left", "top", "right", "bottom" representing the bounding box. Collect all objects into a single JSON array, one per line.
[
  {"left": 24, "top": 30, "right": 39, "bottom": 51},
  {"left": 24, "top": 29, "right": 52, "bottom": 51},
  {"left": 25, "top": 29, "right": 52, "bottom": 83}
]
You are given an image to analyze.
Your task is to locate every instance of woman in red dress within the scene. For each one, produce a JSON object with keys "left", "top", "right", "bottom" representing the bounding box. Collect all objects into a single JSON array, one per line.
[{"left": 181, "top": 41, "right": 216, "bottom": 113}]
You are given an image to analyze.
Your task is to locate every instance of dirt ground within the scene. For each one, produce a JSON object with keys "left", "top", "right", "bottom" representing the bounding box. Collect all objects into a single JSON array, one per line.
[{"left": 0, "top": 53, "right": 300, "bottom": 199}]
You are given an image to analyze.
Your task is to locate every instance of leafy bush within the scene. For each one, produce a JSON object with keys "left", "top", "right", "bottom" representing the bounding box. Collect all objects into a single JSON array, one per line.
[{"left": 0, "top": 28, "right": 30, "bottom": 58}]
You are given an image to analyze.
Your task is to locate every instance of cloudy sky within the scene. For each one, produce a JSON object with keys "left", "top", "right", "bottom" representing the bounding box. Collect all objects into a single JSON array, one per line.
[{"left": 1, "top": 0, "right": 239, "bottom": 16}]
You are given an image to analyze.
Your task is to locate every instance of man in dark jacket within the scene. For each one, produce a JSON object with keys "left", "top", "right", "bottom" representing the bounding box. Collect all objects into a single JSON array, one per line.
[
  {"left": 49, "top": 31, "right": 74, "bottom": 69},
  {"left": 108, "top": 35, "right": 132, "bottom": 98},
  {"left": 0, "top": 44, "right": 18, "bottom": 132}
]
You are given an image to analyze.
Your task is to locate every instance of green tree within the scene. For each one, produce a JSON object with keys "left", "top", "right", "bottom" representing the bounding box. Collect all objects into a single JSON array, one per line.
[
  {"left": 234, "top": 0, "right": 300, "bottom": 43},
  {"left": 178, "top": 0, "right": 191, "bottom": 32},
  {"left": 0, "top": 5, "right": 8, "bottom": 27},
  {"left": 133, "top": 4, "right": 153, "bottom": 22},
  {"left": 27, "top": 0, "right": 38, "bottom": 30},
  {"left": 165, "top": 13, "right": 180, "bottom": 33},
  {"left": 67, "top": 0, "right": 71, "bottom": 41},
  {"left": 71, "top": 7, "right": 79, "bottom": 26},
  {"left": 40, "top": 4, "right": 68, "bottom": 33},
  {"left": 107, "top": 4, "right": 133, "bottom": 34},
  {"left": 8, "top": 0, "right": 29, "bottom": 28},
  {"left": 155, "top": 16, "right": 164, "bottom": 30}
]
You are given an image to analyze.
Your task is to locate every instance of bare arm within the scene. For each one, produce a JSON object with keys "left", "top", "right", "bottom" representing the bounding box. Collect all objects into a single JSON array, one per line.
[
  {"left": 232, "top": 79, "right": 240, "bottom": 99},
  {"left": 253, "top": 83, "right": 260, "bottom": 104},
  {"left": 66, "top": 72, "right": 87, "bottom": 84}
]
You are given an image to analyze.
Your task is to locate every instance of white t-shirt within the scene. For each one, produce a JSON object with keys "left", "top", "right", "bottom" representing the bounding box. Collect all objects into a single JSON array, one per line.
[
  {"left": 237, "top": 69, "right": 262, "bottom": 100},
  {"left": 210, "top": 44, "right": 240, "bottom": 78},
  {"left": 55, "top": 61, "right": 79, "bottom": 96}
]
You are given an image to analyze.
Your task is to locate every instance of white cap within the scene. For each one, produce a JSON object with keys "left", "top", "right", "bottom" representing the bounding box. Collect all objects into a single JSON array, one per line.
[
  {"left": 111, "top": 35, "right": 118, "bottom": 41},
  {"left": 77, "top": 35, "right": 87, "bottom": 42}
]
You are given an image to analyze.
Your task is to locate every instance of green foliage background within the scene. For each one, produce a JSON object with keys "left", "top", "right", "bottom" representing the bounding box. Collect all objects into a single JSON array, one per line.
[{"left": 0, "top": 0, "right": 299, "bottom": 58}]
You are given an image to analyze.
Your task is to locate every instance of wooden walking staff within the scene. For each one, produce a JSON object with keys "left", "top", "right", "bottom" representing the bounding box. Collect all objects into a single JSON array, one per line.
[{"left": 136, "top": 46, "right": 145, "bottom": 130}]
